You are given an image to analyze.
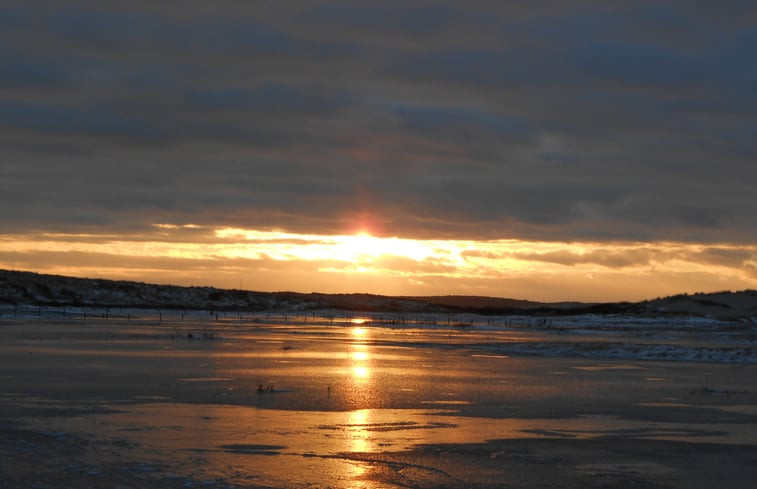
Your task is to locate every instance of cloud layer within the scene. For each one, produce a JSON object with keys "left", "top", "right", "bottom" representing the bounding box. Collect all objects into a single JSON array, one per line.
[
  {"left": 2, "top": 1, "right": 756, "bottom": 243},
  {"left": 1, "top": 227, "right": 755, "bottom": 301}
]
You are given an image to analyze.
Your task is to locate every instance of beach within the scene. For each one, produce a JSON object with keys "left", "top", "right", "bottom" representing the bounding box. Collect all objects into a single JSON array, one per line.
[{"left": 2, "top": 312, "right": 757, "bottom": 488}]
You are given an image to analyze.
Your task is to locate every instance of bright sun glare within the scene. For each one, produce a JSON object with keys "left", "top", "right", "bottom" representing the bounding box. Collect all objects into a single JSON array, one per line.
[
  {"left": 334, "top": 233, "right": 372, "bottom": 262},
  {"left": 3, "top": 224, "right": 756, "bottom": 302}
]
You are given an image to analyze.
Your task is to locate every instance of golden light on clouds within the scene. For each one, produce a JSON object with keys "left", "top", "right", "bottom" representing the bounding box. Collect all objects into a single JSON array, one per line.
[
  {"left": 0, "top": 224, "right": 755, "bottom": 302},
  {"left": 214, "top": 227, "right": 441, "bottom": 265}
]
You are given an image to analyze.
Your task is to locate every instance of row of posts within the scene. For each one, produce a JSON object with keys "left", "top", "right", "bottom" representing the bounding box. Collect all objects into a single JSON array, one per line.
[{"left": 2, "top": 305, "right": 555, "bottom": 328}]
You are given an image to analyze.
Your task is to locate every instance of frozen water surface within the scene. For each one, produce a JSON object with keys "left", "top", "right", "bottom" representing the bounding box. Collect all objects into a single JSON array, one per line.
[{"left": 2, "top": 313, "right": 757, "bottom": 488}]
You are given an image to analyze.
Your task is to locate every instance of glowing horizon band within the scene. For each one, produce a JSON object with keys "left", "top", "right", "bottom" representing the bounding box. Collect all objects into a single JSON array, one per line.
[{"left": 0, "top": 224, "right": 755, "bottom": 301}]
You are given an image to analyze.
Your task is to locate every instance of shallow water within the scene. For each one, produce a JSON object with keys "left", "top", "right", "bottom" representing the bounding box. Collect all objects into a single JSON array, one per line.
[{"left": 2, "top": 317, "right": 757, "bottom": 488}]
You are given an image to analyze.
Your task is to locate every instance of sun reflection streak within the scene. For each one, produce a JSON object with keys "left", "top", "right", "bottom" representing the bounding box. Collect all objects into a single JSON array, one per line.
[
  {"left": 346, "top": 327, "right": 373, "bottom": 399},
  {"left": 346, "top": 409, "right": 372, "bottom": 479},
  {"left": 351, "top": 351, "right": 369, "bottom": 362},
  {"left": 348, "top": 410, "right": 372, "bottom": 453},
  {"left": 351, "top": 365, "right": 370, "bottom": 379},
  {"left": 349, "top": 329, "right": 371, "bottom": 383},
  {"left": 351, "top": 326, "right": 368, "bottom": 337}
]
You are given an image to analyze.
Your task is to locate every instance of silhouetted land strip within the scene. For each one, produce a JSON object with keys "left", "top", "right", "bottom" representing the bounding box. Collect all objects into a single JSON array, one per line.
[{"left": 1, "top": 269, "right": 755, "bottom": 320}]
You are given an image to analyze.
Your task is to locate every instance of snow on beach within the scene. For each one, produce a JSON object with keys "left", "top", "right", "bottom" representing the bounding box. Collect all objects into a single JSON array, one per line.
[
  {"left": 2, "top": 269, "right": 756, "bottom": 365},
  {"left": 3, "top": 303, "right": 756, "bottom": 364}
]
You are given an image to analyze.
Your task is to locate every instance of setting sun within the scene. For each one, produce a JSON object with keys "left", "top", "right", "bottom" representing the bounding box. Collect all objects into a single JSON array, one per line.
[{"left": 1, "top": 225, "right": 755, "bottom": 302}]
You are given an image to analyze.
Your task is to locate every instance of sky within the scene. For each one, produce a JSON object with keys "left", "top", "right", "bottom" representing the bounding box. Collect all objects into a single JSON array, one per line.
[{"left": 1, "top": 0, "right": 756, "bottom": 302}]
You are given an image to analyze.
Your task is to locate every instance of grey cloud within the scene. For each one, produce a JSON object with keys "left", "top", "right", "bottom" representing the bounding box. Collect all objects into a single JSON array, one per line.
[
  {"left": 507, "top": 245, "right": 757, "bottom": 272},
  {"left": 460, "top": 250, "right": 503, "bottom": 260},
  {"left": 0, "top": 103, "right": 161, "bottom": 142},
  {"left": 0, "top": 1, "right": 755, "bottom": 243},
  {"left": 183, "top": 83, "right": 352, "bottom": 115},
  {"left": 0, "top": 48, "right": 71, "bottom": 90},
  {"left": 0, "top": 250, "right": 223, "bottom": 272},
  {"left": 36, "top": 8, "right": 301, "bottom": 57},
  {"left": 510, "top": 249, "right": 657, "bottom": 268},
  {"left": 391, "top": 105, "right": 535, "bottom": 144},
  {"left": 687, "top": 247, "right": 756, "bottom": 269},
  {"left": 307, "top": 4, "right": 458, "bottom": 34}
]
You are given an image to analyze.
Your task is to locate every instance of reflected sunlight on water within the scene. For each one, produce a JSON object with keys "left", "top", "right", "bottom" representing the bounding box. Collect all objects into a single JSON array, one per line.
[
  {"left": 349, "top": 328, "right": 372, "bottom": 385},
  {"left": 351, "top": 351, "right": 369, "bottom": 362},
  {"left": 351, "top": 326, "right": 368, "bottom": 336},
  {"left": 347, "top": 410, "right": 372, "bottom": 480},
  {"left": 352, "top": 365, "right": 370, "bottom": 379},
  {"left": 8, "top": 319, "right": 757, "bottom": 488}
]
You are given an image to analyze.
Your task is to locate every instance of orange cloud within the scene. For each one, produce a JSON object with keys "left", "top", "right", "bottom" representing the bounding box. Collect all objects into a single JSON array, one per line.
[{"left": 1, "top": 226, "right": 755, "bottom": 301}]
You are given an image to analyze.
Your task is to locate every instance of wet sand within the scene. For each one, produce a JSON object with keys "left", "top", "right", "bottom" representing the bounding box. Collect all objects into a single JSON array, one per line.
[{"left": 1, "top": 316, "right": 757, "bottom": 488}]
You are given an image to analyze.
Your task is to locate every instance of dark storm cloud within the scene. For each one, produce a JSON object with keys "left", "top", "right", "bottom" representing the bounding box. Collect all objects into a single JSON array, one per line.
[{"left": 1, "top": 1, "right": 755, "bottom": 242}]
